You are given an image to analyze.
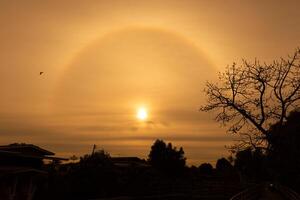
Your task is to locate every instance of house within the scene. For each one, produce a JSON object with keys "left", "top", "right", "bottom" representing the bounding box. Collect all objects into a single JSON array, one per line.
[
  {"left": 0, "top": 143, "right": 67, "bottom": 200},
  {"left": 0, "top": 143, "right": 55, "bottom": 157}
]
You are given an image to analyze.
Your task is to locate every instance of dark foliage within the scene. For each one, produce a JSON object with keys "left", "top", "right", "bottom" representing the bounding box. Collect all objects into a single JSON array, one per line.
[
  {"left": 231, "top": 110, "right": 300, "bottom": 189},
  {"left": 268, "top": 110, "right": 300, "bottom": 158},
  {"left": 233, "top": 148, "right": 267, "bottom": 181},
  {"left": 30, "top": 141, "right": 243, "bottom": 200},
  {"left": 44, "top": 150, "right": 117, "bottom": 199},
  {"left": 267, "top": 110, "right": 300, "bottom": 190},
  {"left": 198, "top": 163, "right": 213, "bottom": 175},
  {"left": 148, "top": 139, "right": 186, "bottom": 174},
  {"left": 79, "top": 149, "right": 112, "bottom": 167},
  {"left": 216, "top": 158, "right": 233, "bottom": 172}
]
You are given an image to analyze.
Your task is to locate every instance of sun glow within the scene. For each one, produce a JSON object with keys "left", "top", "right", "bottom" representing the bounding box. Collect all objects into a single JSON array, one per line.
[{"left": 136, "top": 107, "right": 148, "bottom": 121}]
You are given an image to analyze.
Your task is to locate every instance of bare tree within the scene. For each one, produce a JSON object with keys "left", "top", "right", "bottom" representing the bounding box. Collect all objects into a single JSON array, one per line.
[{"left": 200, "top": 48, "right": 300, "bottom": 150}]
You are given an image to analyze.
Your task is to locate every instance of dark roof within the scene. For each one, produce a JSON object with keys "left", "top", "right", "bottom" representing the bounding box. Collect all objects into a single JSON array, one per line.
[
  {"left": 111, "top": 157, "right": 143, "bottom": 162},
  {"left": 0, "top": 144, "right": 54, "bottom": 156},
  {"left": 111, "top": 157, "right": 150, "bottom": 168}
]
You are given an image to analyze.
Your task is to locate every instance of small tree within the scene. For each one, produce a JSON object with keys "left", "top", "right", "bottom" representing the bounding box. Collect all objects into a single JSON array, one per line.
[
  {"left": 80, "top": 149, "right": 112, "bottom": 167},
  {"left": 70, "top": 149, "right": 116, "bottom": 198},
  {"left": 148, "top": 139, "right": 186, "bottom": 174},
  {"left": 234, "top": 148, "right": 266, "bottom": 181},
  {"left": 216, "top": 157, "right": 233, "bottom": 172},
  {"left": 201, "top": 48, "right": 300, "bottom": 150},
  {"left": 198, "top": 163, "right": 213, "bottom": 175}
]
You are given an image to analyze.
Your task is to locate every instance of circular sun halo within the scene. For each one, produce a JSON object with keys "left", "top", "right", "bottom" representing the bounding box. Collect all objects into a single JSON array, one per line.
[{"left": 137, "top": 107, "right": 148, "bottom": 121}]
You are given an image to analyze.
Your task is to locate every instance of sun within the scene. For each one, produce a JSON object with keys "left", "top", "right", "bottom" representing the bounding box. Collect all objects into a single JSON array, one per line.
[{"left": 136, "top": 107, "right": 148, "bottom": 121}]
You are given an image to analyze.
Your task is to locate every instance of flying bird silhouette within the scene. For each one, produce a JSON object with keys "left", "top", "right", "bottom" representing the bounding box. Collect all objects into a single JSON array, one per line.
[{"left": 39, "top": 72, "right": 44, "bottom": 75}]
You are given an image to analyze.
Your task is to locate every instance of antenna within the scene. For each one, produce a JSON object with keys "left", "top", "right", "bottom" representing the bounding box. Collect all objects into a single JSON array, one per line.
[{"left": 91, "top": 144, "right": 96, "bottom": 155}]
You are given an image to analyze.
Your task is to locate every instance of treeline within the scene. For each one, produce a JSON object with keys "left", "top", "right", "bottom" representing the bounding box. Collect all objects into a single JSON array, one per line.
[
  {"left": 37, "top": 111, "right": 300, "bottom": 199},
  {"left": 40, "top": 110, "right": 300, "bottom": 199},
  {"left": 38, "top": 140, "right": 241, "bottom": 200}
]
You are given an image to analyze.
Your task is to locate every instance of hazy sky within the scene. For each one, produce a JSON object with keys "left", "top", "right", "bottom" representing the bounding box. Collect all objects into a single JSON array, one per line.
[{"left": 0, "top": 0, "right": 300, "bottom": 165}]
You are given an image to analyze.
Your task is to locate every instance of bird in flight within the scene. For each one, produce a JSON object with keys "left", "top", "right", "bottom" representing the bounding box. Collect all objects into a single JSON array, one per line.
[{"left": 40, "top": 72, "right": 44, "bottom": 75}]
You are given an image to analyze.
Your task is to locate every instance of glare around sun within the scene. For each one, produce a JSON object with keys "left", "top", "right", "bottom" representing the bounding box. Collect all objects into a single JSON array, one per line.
[{"left": 137, "top": 107, "right": 148, "bottom": 121}]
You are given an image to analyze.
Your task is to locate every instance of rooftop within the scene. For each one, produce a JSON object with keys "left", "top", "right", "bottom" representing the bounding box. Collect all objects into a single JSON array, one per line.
[{"left": 0, "top": 143, "right": 55, "bottom": 156}]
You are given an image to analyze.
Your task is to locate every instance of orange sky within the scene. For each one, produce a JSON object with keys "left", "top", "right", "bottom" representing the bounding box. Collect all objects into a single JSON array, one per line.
[{"left": 0, "top": 0, "right": 300, "bottom": 165}]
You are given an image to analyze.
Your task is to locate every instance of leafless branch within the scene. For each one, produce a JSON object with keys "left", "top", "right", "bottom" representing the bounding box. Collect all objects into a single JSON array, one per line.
[{"left": 200, "top": 48, "right": 300, "bottom": 150}]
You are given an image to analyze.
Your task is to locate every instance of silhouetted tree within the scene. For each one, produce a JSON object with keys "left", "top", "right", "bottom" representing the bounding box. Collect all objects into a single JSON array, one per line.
[
  {"left": 267, "top": 110, "right": 300, "bottom": 187},
  {"left": 65, "top": 149, "right": 117, "bottom": 198},
  {"left": 216, "top": 157, "right": 234, "bottom": 172},
  {"left": 200, "top": 48, "right": 300, "bottom": 150},
  {"left": 268, "top": 110, "right": 300, "bottom": 156},
  {"left": 233, "top": 148, "right": 266, "bottom": 181},
  {"left": 198, "top": 163, "right": 213, "bottom": 175},
  {"left": 148, "top": 139, "right": 186, "bottom": 174},
  {"left": 80, "top": 149, "right": 112, "bottom": 167}
]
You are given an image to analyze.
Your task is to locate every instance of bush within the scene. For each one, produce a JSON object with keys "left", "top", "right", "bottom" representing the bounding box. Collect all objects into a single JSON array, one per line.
[
  {"left": 148, "top": 139, "right": 186, "bottom": 174},
  {"left": 198, "top": 163, "right": 213, "bottom": 175}
]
